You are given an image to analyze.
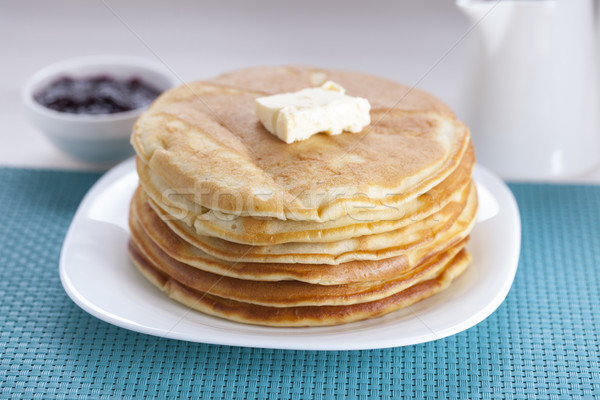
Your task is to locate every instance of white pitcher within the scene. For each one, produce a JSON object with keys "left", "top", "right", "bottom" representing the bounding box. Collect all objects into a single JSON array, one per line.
[{"left": 456, "top": 0, "right": 599, "bottom": 180}]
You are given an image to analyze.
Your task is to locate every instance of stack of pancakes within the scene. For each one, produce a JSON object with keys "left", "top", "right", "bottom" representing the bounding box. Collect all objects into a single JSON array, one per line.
[{"left": 128, "top": 66, "right": 477, "bottom": 327}]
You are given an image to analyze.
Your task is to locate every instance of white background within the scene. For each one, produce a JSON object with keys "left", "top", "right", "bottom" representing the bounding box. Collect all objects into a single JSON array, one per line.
[{"left": 2, "top": 0, "right": 599, "bottom": 180}]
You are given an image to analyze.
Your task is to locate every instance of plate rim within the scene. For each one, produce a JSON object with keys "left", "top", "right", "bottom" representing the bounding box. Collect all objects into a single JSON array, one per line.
[{"left": 59, "top": 157, "right": 521, "bottom": 350}]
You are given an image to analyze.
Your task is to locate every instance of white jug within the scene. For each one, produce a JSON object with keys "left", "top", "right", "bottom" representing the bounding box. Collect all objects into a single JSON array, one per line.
[{"left": 456, "top": 0, "right": 599, "bottom": 180}]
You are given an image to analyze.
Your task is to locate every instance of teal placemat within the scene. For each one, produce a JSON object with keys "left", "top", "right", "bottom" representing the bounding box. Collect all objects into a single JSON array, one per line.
[{"left": 0, "top": 167, "right": 599, "bottom": 399}]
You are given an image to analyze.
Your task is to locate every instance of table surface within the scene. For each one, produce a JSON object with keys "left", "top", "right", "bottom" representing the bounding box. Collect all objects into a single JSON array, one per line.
[
  {"left": 1, "top": 2, "right": 600, "bottom": 399},
  {"left": 1, "top": 167, "right": 599, "bottom": 399}
]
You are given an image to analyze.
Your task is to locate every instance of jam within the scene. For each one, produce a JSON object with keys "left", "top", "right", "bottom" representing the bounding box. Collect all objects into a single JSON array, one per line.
[{"left": 34, "top": 75, "right": 162, "bottom": 115}]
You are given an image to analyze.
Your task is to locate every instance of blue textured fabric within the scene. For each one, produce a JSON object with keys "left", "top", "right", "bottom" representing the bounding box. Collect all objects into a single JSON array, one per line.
[{"left": 0, "top": 167, "right": 599, "bottom": 399}]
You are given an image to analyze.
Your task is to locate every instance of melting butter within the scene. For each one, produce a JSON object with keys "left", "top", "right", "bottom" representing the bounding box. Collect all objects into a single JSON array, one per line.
[{"left": 255, "top": 81, "right": 370, "bottom": 144}]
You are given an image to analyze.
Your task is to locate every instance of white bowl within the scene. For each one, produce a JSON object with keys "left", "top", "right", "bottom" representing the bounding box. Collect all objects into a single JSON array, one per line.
[{"left": 22, "top": 55, "right": 179, "bottom": 164}]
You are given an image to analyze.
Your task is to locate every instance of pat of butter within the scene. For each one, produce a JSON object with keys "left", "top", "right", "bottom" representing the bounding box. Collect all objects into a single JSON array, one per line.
[{"left": 255, "top": 81, "right": 371, "bottom": 144}]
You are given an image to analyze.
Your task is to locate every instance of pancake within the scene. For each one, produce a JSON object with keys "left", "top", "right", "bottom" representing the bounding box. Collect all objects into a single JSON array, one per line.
[
  {"left": 137, "top": 143, "right": 474, "bottom": 245},
  {"left": 208, "top": 66, "right": 456, "bottom": 115},
  {"left": 129, "top": 217, "right": 468, "bottom": 306},
  {"left": 131, "top": 66, "right": 470, "bottom": 221},
  {"left": 139, "top": 181, "right": 477, "bottom": 264},
  {"left": 127, "top": 65, "right": 478, "bottom": 327},
  {"left": 130, "top": 187, "right": 472, "bottom": 285},
  {"left": 129, "top": 241, "right": 472, "bottom": 326}
]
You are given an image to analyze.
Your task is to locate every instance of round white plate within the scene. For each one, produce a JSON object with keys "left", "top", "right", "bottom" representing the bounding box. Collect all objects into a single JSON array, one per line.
[{"left": 60, "top": 158, "right": 520, "bottom": 350}]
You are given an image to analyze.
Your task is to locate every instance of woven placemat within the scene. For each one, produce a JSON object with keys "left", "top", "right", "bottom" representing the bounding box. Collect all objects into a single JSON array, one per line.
[{"left": 0, "top": 167, "right": 598, "bottom": 399}]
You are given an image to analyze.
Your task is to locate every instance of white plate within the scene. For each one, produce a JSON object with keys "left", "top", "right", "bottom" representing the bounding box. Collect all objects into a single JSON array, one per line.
[{"left": 60, "top": 158, "right": 520, "bottom": 350}]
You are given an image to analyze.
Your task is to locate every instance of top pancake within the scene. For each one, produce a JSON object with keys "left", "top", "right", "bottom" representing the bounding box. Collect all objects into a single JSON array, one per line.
[{"left": 131, "top": 66, "right": 470, "bottom": 221}]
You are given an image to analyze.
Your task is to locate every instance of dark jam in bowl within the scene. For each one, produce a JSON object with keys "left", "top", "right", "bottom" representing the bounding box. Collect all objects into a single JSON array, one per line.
[{"left": 34, "top": 75, "right": 162, "bottom": 115}]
